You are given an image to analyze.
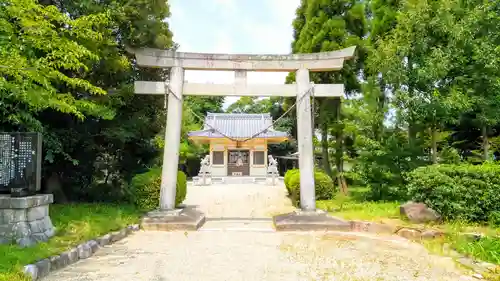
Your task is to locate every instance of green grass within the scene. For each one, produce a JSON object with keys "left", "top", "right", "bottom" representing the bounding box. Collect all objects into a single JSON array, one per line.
[
  {"left": 317, "top": 198, "right": 402, "bottom": 222},
  {"left": 316, "top": 187, "right": 404, "bottom": 223},
  {"left": 0, "top": 203, "right": 142, "bottom": 281},
  {"left": 427, "top": 222, "right": 500, "bottom": 265},
  {"left": 316, "top": 187, "right": 500, "bottom": 266}
]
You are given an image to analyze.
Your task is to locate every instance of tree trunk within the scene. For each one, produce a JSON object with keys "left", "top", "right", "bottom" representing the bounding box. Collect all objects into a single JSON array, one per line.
[
  {"left": 333, "top": 99, "right": 348, "bottom": 194},
  {"left": 374, "top": 78, "right": 386, "bottom": 141},
  {"left": 408, "top": 121, "right": 417, "bottom": 147},
  {"left": 482, "top": 125, "right": 489, "bottom": 161},
  {"left": 320, "top": 116, "right": 333, "bottom": 179},
  {"left": 431, "top": 126, "right": 438, "bottom": 164},
  {"left": 45, "top": 172, "right": 68, "bottom": 204}
]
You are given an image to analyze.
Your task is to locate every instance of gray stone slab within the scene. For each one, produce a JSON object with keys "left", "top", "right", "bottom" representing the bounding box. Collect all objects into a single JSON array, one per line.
[
  {"left": 0, "top": 195, "right": 11, "bottom": 209},
  {"left": 32, "top": 232, "right": 49, "bottom": 242},
  {"left": 18, "top": 236, "right": 36, "bottom": 248},
  {"left": 23, "top": 264, "right": 38, "bottom": 281},
  {"left": 60, "top": 248, "right": 79, "bottom": 265},
  {"left": 12, "top": 221, "right": 31, "bottom": 237},
  {"left": 29, "top": 219, "right": 45, "bottom": 233},
  {"left": 97, "top": 233, "right": 112, "bottom": 247},
  {"left": 34, "top": 258, "right": 51, "bottom": 278},
  {"left": 27, "top": 205, "right": 48, "bottom": 221},
  {"left": 273, "top": 210, "right": 351, "bottom": 231},
  {"left": 77, "top": 243, "right": 92, "bottom": 259},
  {"left": 128, "top": 224, "right": 140, "bottom": 232},
  {"left": 44, "top": 224, "right": 56, "bottom": 238},
  {"left": 1, "top": 194, "right": 53, "bottom": 209},
  {"left": 110, "top": 229, "right": 127, "bottom": 243},
  {"left": 88, "top": 240, "right": 99, "bottom": 253},
  {"left": 2, "top": 209, "right": 27, "bottom": 223},
  {"left": 0, "top": 224, "right": 12, "bottom": 236},
  {"left": 141, "top": 208, "right": 206, "bottom": 231},
  {"left": 49, "top": 255, "right": 64, "bottom": 271}
]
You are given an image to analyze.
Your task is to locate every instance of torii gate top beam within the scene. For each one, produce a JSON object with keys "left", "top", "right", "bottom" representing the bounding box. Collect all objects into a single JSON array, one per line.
[{"left": 130, "top": 46, "right": 356, "bottom": 72}]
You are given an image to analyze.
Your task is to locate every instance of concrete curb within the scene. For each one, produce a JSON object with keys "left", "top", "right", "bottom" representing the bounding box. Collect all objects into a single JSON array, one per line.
[{"left": 22, "top": 224, "right": 141, "bottom": 280}]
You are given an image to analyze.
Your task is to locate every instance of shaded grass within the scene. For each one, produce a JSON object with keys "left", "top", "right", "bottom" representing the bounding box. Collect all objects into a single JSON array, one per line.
[
  {"left": 0, "top": 203, "right": 142, "bottom": 281},
  {"left": 316, "top": 187, "right": 500, "bottom": 266}
]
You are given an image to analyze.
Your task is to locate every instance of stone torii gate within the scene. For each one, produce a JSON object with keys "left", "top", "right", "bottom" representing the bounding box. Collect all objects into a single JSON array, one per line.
[{"left": 130, "top": 47, "right": 356, "bottom": 230}]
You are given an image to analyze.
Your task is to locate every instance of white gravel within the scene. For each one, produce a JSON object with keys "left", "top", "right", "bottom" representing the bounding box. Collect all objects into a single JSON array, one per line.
[{"left": 41, "top": 182, "right": 475, "bottom": 281}]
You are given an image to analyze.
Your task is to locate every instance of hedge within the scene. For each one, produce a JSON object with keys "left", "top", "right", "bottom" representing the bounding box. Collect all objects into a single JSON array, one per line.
[
  {"left": 405, "top": 163, "right": 500, "bottom": 224},
  {"left": 130, "top": 167, "right": 187, "bottom": 211},
  {"left": 284, "top": 169, "right": 336, "bottom": 206},
  {"left": 284, "top": 169, "right": 299, "bottom": 194}
]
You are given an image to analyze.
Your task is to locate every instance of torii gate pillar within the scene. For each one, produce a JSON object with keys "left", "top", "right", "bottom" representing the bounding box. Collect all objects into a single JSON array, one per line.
[
  {"left": 295, "top": 68, "right": 315, "bottom": 211},
  {"left": 160, "top": 66, "right": 184, "bottom": 210}
]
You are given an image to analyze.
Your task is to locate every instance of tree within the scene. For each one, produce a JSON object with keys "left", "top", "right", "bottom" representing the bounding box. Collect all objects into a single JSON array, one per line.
[
  {"left": 0, "top": 0, "right": 112, "bottom": 131},
  {"left": 1, "top": 0, "right": 175, "bottom": 202},
  {"left": 290, "top": 0, "right": 367, "bottom": 192},
  {"left": 450, "top": 0, "right": 500, "bottom": 161},
  {"left": 372, "top": 0, "right": 499, "bottom": 163}
]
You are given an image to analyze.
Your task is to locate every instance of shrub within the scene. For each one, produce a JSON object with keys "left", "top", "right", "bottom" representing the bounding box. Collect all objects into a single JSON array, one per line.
[
  {"left": 284, "top": 169, "right": 299, "bottom": 193},
  {"left": 285, "top": 169, "right": 336, "bottom": 207},
  {"left": 130, "top": 167, "right": 187, "bottom": 211},
  {"left": 405, "top": 163, "right": 500, "bottom": 223}
]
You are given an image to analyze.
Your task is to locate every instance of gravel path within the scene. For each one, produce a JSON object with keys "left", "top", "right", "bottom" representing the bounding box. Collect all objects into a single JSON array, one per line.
[{"left": 42, "top": 182, "right": 475, "bottom": 281}]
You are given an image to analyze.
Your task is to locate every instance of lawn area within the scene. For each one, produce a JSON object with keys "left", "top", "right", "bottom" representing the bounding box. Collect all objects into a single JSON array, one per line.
[
  {"left": 316, "top": 187, "right": 500, "bottom": 267},
  {"left": 0, "top": 203, "right": 142, "bottom": 281}
]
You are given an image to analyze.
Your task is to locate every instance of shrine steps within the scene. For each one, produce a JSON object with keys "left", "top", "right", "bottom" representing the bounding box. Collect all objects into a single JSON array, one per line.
[{"left": 191, "top": 176, "right": 284, "bottom": 185}]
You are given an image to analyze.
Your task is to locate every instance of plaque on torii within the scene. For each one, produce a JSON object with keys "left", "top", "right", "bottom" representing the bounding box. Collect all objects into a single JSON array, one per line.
[{"left": 129, "top": 47, "right": 356, "bottom": 212}]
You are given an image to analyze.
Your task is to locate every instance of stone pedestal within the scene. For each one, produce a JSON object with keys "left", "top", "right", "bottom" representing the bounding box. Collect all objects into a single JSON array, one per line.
[
  {"left": 273, "top": 210, "right": 351, "bottom": 231},
  {"left": 193, "top": 175, "right": 212, "bottom": 186},
  {"left": 140, "top": 208, "right": 205, "bottom": 231},
  {"left": 0, "top": 194, "right": 55, "bottom": 247}
]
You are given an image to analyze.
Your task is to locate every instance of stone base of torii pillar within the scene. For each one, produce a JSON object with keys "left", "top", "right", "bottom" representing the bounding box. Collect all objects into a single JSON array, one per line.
[
  {"left": 140, "top": 208, "right": 206, "bottom": 231},
  {"left": 272, "top": 209, "right": 351, "bottom": 231}
]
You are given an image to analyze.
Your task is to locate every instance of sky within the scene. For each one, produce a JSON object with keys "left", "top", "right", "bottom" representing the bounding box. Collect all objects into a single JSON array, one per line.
[{"left": 168, "top": 0, "right": 301, "bottom": 107}]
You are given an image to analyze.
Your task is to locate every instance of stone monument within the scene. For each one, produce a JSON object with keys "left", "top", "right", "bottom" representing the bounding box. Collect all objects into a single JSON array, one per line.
[{"left": 0, "top": 132, "right": 55, "bottom": 247}]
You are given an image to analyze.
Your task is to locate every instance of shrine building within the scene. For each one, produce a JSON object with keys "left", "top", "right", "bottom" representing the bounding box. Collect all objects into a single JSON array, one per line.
[{"left": 188, "top": 113, "right": 288, "bottom": 177}]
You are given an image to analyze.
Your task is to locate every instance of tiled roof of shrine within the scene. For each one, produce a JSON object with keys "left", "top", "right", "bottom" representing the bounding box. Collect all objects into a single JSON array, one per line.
[{"left": 188, "top": 113, "right": 288, "bottom": 139}]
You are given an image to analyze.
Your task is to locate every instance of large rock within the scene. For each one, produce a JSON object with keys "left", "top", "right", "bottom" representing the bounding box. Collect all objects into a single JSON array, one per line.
[{"left": 400, "top": 201, "right": 441, "bottom": 223}]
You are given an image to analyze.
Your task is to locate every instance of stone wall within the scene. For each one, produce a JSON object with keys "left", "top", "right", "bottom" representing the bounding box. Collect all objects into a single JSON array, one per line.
[{"left": 0, "top": 194, "right": 55, "bottom": 247}]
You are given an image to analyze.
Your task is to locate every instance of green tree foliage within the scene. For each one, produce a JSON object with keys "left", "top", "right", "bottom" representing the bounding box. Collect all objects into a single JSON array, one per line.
[
  {"left": 0, "top": 0, "right": 112, "bottom": 130},
  {"left": 1, "top": 0, "right": 174, "bottom": 202},
  {"left": 286, "top": 0, "right": 500, "bottom": 207},
  {"left": 290, "top": 0, "right": 367, "bottom": 191}
]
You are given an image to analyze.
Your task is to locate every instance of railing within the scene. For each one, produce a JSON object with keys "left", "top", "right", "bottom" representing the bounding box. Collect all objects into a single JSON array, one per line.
[{"left": 0, "top": 132, "right": 42, "bottom": 197}]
